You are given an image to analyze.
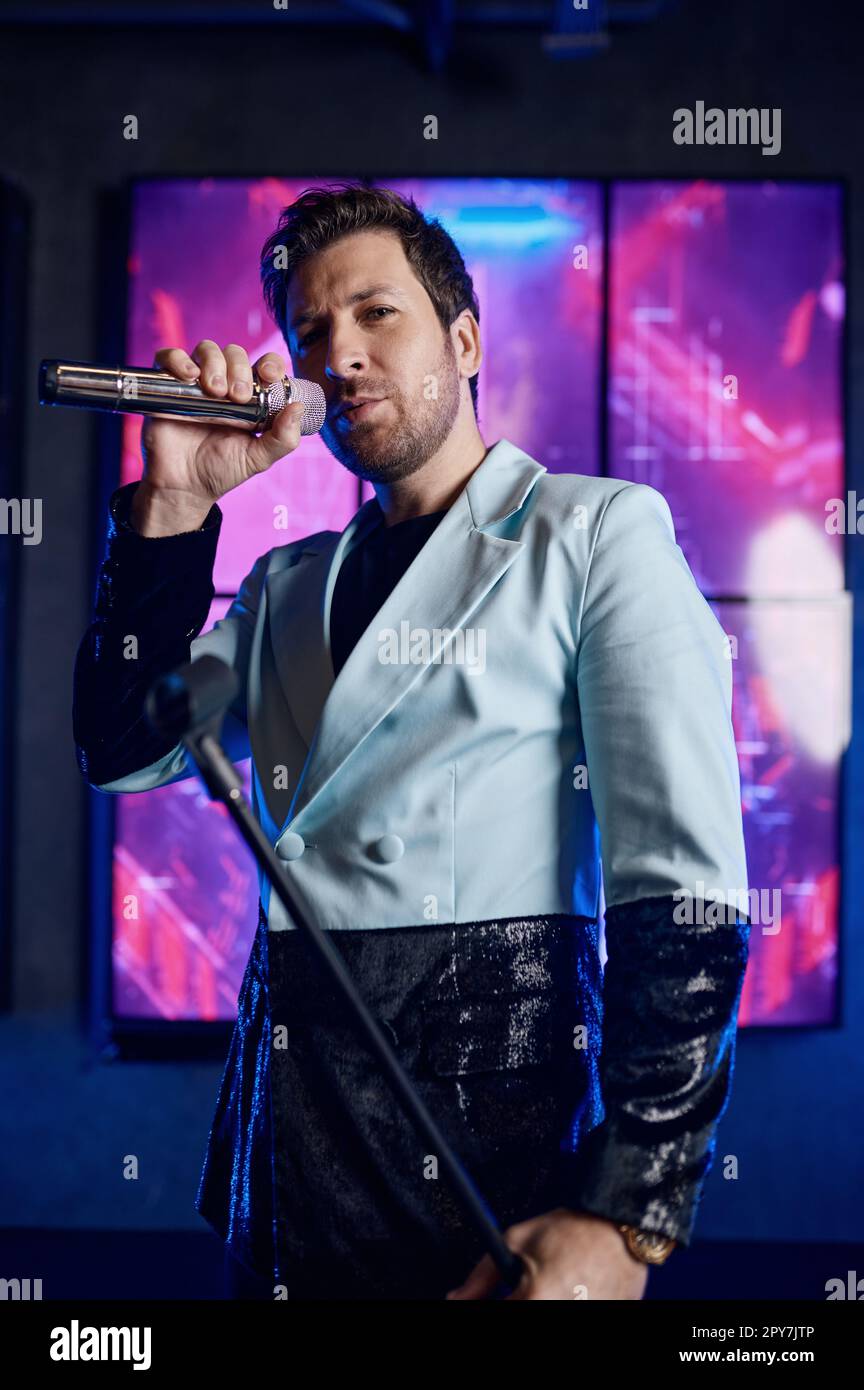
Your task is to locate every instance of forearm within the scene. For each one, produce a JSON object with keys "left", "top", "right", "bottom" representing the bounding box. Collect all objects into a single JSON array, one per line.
[
  {"left": 557, "top": 893, "right": 750, "bottom": 1247},
  {"left": 73, "top": 480, "right": 222, "bottom": 786}
]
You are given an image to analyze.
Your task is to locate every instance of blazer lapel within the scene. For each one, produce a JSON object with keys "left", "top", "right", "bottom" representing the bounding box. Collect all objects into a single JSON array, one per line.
[{"left": 265, "top": 439, "right": 546, "bottom": 834}]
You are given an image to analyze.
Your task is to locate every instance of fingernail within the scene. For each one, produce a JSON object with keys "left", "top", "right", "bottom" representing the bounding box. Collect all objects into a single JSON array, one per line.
[{"left": 212, "top": 375, "right": 226, "bottom": 390}]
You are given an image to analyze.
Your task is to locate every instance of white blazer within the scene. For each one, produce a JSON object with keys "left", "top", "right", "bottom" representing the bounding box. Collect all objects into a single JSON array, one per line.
[{"left": 96, "top": 437, "right": 749, "bottom": 932}]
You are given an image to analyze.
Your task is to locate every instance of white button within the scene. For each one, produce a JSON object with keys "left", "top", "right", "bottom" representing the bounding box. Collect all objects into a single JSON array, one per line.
[
  {"left": 374, "top": 834, "right": 404, "bottom": 863},
  {"left": 277, "top": 831, "right": 305, "bottom": 860}
]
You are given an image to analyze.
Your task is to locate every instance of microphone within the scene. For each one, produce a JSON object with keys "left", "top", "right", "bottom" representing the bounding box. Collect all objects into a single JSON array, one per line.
[
  {"left": 146, "top": 654, "right": 239, "bottom": 742},
  {"left": 38, "top": 358, "right": 327, "bottom": 436}
]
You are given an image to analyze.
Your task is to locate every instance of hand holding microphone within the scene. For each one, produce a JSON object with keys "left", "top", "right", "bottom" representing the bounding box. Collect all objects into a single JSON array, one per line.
[
  {"left": 39, "top": 341, "right": 327, "bottom": 536},
  {"left": 137, "top": 342, "right": 314, "bottom": 534}
]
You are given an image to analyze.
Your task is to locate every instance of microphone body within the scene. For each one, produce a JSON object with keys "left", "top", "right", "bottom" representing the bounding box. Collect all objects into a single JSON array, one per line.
[{"left": 38, "top": 359, "right": 326, "bottom": 436}]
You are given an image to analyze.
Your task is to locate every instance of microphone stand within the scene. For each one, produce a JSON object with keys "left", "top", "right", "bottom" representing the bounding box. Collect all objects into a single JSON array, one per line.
[{"left": 146, "top": 654, "right": 527, "bottom": 1300}]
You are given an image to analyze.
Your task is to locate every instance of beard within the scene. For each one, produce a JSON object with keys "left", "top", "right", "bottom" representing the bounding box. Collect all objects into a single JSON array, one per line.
[{"left": 321, "top": 334, "right": 462, "bottom": 485}]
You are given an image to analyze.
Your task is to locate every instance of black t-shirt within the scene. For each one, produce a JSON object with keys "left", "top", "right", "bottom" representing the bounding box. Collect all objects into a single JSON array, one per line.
[{"left": 330, "top": 500, "right": 448, "bottom": 677}]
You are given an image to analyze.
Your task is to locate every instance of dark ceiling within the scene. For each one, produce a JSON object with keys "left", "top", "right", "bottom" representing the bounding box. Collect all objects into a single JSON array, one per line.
[{"left": 0, "top": 0, "right": 676, "bottom": 73}]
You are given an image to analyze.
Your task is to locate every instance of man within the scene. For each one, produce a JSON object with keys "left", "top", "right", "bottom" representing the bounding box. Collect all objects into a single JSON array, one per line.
[{"left": 73, "top": 182, "right": 750, "bottom": 1301}]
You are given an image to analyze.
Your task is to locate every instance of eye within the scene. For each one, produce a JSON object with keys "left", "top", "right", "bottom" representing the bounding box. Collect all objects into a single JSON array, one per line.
[{"left": 297, "top": 306, "right": 395, "bottom": 351}]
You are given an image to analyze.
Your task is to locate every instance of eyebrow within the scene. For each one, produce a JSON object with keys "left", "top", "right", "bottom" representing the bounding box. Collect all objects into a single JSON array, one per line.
[{"left": 289, "top": 284, "right": 409, "bottom": 333}]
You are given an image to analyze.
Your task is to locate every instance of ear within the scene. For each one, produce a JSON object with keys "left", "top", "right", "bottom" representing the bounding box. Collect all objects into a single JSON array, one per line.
[{"left": 450, "top": 308, "right": 483, "bottom": 380}]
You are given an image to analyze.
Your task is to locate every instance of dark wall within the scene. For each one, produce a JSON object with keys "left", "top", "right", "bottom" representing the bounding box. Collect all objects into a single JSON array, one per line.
[{"left": 1, "top": 0, "right": 861, "bottom": 1240}]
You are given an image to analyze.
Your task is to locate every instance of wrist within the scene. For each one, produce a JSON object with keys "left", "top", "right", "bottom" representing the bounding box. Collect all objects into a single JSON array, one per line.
[
  {"left": 129, "top": 481, "right": 215, "bottom": 537},
  {"left": 556, "top": 1208, "right": 678, "bottom": 1266}
]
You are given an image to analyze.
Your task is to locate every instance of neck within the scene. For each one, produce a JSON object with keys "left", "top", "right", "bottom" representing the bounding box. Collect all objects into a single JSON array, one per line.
[{"left": 373, "top": 415, "right": 488, "bottom": 527}]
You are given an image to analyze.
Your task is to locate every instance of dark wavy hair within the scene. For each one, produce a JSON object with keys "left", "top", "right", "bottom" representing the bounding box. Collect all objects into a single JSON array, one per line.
[{"left": 260, "top": 182, "right": 480, "bottom": 416}]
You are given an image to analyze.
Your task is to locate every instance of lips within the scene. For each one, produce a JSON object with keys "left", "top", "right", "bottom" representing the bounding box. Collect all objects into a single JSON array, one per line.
[{"left": 335, "top": 397, "right": 387, "bottom": 421}]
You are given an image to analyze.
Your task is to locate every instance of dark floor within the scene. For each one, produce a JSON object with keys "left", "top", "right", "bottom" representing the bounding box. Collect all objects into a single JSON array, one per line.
[{"left": 2, "top": 1229, "right": 861, "bottom": 1300}]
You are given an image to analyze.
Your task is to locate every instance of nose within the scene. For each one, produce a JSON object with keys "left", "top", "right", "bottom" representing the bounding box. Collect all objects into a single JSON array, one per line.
[{"left": 324, "top": 323, "right": 370, "bottom": 387}]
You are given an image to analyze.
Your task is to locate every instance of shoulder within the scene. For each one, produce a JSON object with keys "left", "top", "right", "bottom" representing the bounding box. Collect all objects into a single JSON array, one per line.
[{"left": 530, "top": 470, "right": 675, "bottom": 540}]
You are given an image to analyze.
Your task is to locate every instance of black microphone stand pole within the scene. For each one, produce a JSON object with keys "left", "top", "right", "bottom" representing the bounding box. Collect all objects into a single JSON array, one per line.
[{"left": 146, "top": 654, "right": 527, "bottom": 1299}]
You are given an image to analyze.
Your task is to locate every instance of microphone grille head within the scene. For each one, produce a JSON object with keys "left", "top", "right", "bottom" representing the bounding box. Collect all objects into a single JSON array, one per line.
[{"left": 276, "top": 376, "right": 327, "bottom": 435}]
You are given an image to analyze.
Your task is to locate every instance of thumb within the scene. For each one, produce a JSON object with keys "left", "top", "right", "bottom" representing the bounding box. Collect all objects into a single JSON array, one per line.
[{"left": 245, "top": 400, "right": 305, "bottom": 474}]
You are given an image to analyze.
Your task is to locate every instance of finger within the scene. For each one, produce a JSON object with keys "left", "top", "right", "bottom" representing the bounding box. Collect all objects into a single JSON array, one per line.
[
  {"left": 224, "top": 343, "right": 254, "bottom": 403},
  {"left": 444, "top": 1253, "right": 500, "bottom": 1301},
  {"left": 245, "top": 401, "right": 305, "bottom": 474},
  {"left": 191, "top": 339, "right": 227, "bottom": 396},
  {"left": 252, "top": 352, "right": 287, "bottom": 383},
  {"left": 153, "top": 347, "right": 200, "bottom": 380}
]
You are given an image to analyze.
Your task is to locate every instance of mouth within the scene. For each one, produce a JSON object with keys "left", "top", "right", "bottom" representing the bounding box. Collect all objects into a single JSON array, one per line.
[{"left": 335, "top": 397, "right": 388, "bottom": 423}]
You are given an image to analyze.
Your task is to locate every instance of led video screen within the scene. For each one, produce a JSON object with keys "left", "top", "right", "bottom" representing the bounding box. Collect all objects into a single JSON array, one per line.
[
  {"left": 710, "top": 596, "right": 849, "bottom": 1026},
  {"left": 608, "top": 180, "right": 844, "bottom": 597},
  {"left": 108, "top": 177, "right": 844, "bottom": 1027}
]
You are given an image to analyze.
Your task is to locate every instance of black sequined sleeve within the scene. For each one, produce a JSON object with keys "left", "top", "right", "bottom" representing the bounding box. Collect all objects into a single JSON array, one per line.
[
  {"left": 73, "top": 480, "right": 222, "bottom": 788},
  {"left": 562, "top": 483, "right": 752, "bottom": 1247},
  {"left": 562, "top": 893, "right": 750, "bottom": 1247}
]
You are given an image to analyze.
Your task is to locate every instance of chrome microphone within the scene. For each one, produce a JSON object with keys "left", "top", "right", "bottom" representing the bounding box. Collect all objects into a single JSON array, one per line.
[{"left": 38, "top": 359, "right": 327, "bottom": 436}]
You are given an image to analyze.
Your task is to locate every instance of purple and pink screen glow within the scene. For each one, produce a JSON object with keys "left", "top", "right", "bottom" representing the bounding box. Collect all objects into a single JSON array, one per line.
[
  {"left": 609, "top": 181, "right": 844, "bottom": 597},
  {"left": 112, "top": 177, "right": 845, "bottom": 1028}
]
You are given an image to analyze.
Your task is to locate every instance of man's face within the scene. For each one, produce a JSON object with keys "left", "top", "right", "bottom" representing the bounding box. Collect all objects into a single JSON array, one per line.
[{"left": 283, "top": 229, "right": 465, "bottom": 485}]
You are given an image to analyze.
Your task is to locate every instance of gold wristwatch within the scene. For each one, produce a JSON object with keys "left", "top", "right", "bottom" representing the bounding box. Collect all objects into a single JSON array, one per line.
[{"left": 618, "top": 1224, "right": 677, "bottom": 1265}]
